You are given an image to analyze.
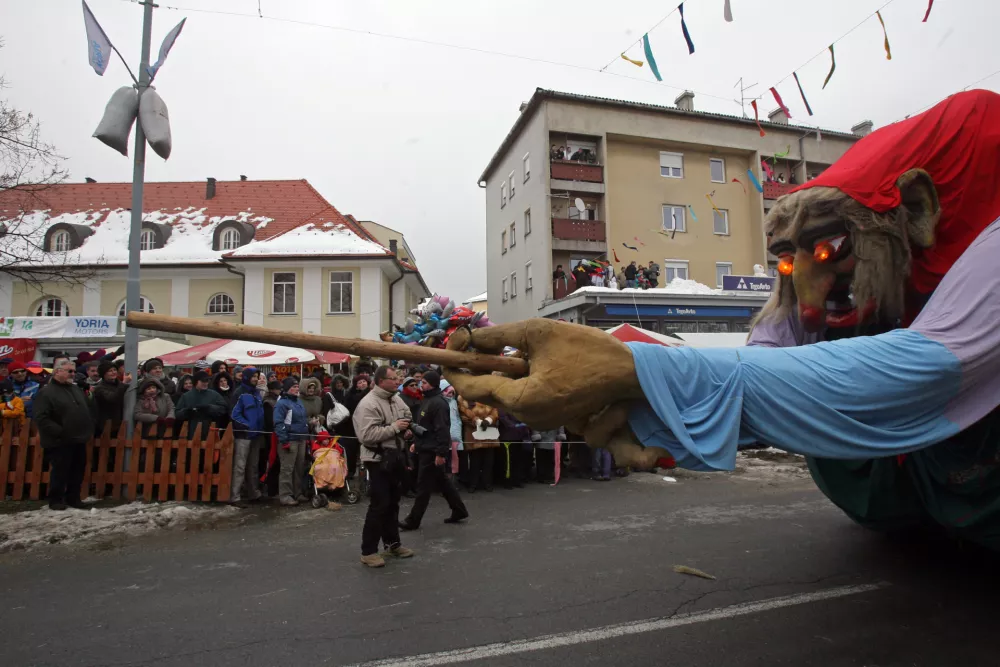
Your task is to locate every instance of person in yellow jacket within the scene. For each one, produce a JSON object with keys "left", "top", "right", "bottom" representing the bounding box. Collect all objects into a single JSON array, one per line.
[{"left": 0, "top": 378, "right": 26, "bottom": 430}]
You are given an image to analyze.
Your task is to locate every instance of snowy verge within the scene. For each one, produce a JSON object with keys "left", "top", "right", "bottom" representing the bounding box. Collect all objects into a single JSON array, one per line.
[{"left": 0, "top": 501, "right": 240, "bottom": 553}]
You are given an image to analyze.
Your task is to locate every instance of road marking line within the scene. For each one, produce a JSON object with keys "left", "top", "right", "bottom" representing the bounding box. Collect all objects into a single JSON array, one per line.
[{"left": 344, "top": 582, "right": 888, "bottom": 667}]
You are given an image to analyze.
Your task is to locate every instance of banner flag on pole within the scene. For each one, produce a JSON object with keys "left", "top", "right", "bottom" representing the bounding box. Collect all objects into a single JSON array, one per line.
[
  {"left": 642, "top": 33, "right": 662, "bottom": 81},
  {"left": 621, "top": 53, "right": 644, "bottom": 67},
  {"left": 724, "top": 0, "right": 734, "bottom": 22},
  {"left": 769, "top": 86, "right": 791, "bottom": 119},
  {"left": 148, "top": 17, "right": 187, "bottom": 79},
  {"left": 678, "top": 3, "right": 695, "bottom": 54},
  {"left": 922, "top": 0, "right": 934, "bottom": 22},
  {"left": 822, "top": 44, "right": 836, "bottom": 89},
  {"left": 876, "top": 11, "right": 892, "bottom": 60},
  {"left": 746, "top": 168, "right": 763, "bottom": 193},
  {"left": 81, "top": 0, "right": 114, "bottom": 76},
  {"left": 750, "top": 100, "right": 766, "bottom": 136},
  {"left": 793, "top": 71, "right": 814, "bottom": 116}
]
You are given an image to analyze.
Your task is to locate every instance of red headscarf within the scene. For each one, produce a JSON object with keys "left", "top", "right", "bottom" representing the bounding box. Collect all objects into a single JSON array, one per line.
[{"left": 790, "top": 89, "right": 1000, "bottom": 296}]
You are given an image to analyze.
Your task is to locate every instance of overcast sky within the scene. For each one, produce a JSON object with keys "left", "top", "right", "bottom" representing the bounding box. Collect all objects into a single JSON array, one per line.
[{"left": 2, "top": 0, "right": 996, "bottom": 303}]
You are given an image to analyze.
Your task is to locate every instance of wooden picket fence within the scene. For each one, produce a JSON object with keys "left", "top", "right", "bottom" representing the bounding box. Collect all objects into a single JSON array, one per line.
[{"left": 0, "top": 420, "right": 235, "bottom": 503}]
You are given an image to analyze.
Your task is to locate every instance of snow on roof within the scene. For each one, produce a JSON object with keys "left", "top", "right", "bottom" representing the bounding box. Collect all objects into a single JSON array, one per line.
[
  {"left": 575, "top": 278, "right": 721, "bottom": 296},
  {"left": 464, "top": 291, "right": 487, "bottom": 303},
  {"left": 226, "top": 221, "right": 388, "bottom": 257}
]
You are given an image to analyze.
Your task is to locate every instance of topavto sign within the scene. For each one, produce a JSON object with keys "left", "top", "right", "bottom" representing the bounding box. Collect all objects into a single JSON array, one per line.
[{"left": 722, "top": 275, "right": 775, "bottom": 293}]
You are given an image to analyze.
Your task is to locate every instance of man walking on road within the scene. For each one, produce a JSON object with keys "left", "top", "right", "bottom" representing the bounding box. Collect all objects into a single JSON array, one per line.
[
  {"left": 34, "top": 358, "right": 96, "bottom": 510},
  {"left": 354, "top": 365, "right": 416, "bottom": 568},
  {"left": 400, "top": 371, "right": 468, "bottom": 530}
]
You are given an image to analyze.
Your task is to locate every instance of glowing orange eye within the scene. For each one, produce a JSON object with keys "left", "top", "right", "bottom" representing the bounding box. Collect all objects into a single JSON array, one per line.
[
  {"left": 777, "top": 256, "right": 794, "bottom": 276},
  {"left": 814, "top": 242, "right": 832, "bottom": 262}
]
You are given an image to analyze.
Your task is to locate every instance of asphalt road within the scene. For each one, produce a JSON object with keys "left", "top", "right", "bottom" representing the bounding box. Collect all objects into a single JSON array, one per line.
[{"left": 0, "top": 456, "right": 997, "bottom": 667}]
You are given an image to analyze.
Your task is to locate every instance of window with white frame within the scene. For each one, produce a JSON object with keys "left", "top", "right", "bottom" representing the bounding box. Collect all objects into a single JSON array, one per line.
[
  {"left": 509, "top": 221, "right": 516, "bottom": 247},
  {"left": 502, "top": 276, "right": 509, "bottom": 302},
  {"left": 221, "top": 227, "right": 241, "bottom": 250},
  {"left": 525, "top": 261, "right": 533, "bottom": 290},
  {"left": 140, "top": 228, "right": 156, "bottom": 251},
  {"left": 508, "top": 171, "right": 515, "bottom": 199},
  {"left": 329, "top": 271, "right": 353, "bottom": 313},
  {"left": 661, "top": 205, "right": 686, "bottom": 232},
  {"left": 660, "top": 151, "right": 684, "bottom": 178},
  {"left": 523, "top": 153, "right": 530, "bottom": 182},
  {"left": 501, "top": 229, "right": 507, "bottom": 254},
  {"left": 524, "top": 208, "right": 531, "bottom": 235},
  {"left": 713, "top": 208, "right": 730, "bottom": 235},
  {"left": 272, "top": 272, "right": 296, "bottom": 314},
  {"left": 500, "top": 181, "right": 507, "bottom": 208},
  {"left": 117, "top": 296, "right": 154, "bottom": 317},
  {"left": 51, "top": 230, "right": 70, "bottom": 252},
  {"left": 36, "top": 297, "right": 69, "bottom": 317},
  {"left": 664, "top": 260, "right": 689, "bottom": 282},
  {"left": 716, "top": 262, "right": 733, "bottom": 288},
  {"left": 207, "top": 293, "right": 236, "bottom": 314},
  {"left": 510, "top": 271, "right": 517, "bottom": 298},
  {"left": 710, "top": 158, "right": 726, "bottom": 183}
]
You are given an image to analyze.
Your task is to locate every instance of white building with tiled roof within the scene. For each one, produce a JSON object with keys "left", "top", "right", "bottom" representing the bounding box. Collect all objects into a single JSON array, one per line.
[{"left": 0, "top": 178, "right": 431, "bottom": 357}]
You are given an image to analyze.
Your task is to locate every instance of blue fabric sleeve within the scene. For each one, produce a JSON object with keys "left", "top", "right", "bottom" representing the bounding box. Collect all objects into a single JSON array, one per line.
[{"left": 626, "top": 328, "right": 963, "bottom": 472}]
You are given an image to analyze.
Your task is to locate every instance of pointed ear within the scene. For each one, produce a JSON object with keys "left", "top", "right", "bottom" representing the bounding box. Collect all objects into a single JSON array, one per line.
[{"left": 895, "top": 168, "right": 940, "bottom": 248}]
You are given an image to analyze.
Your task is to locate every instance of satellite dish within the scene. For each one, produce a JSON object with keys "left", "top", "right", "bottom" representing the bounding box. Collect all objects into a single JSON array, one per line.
[{"left": 574, "top": 197, "right": 585, "bottom": 212}]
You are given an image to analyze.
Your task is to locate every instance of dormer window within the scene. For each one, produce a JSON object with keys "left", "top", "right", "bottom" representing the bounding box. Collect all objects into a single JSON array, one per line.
[
  {"left": 221, "top": 227, "right": 241, "bottom": 250},
  {"left": 213, "top": 220, "right": 254, "bottom": 251},
  {"left": 52, "top": 230, "right": 70, "bottom": 252},
  {"left": 140, "top": 228, "right": 156, "bottom": 250},
  {"left": 137, "top": 223, "right": 171, "bottom": 250}
]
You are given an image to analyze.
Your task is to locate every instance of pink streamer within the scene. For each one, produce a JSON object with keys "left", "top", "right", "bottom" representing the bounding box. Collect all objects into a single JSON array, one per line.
[{"left": 451, "top": 441, "right": 459, "bottom": 474}]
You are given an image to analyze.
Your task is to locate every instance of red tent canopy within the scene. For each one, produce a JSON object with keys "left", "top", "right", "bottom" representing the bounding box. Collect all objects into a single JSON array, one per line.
[
  {"left": 156, "top": 339, "right": 349, "bottom": 366},
  {"left": 606, "top": 323, "right": 685, "bottom": 347}
]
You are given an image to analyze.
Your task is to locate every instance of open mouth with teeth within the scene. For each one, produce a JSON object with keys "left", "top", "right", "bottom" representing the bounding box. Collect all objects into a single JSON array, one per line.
[{"left": 800, "top": 277, "right": 876, "bottom": 331}]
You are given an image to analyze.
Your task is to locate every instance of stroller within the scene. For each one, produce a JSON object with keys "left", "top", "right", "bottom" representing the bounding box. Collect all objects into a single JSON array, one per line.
[{"left": 308, "top": 426, "right": 362, "bottom": 506}]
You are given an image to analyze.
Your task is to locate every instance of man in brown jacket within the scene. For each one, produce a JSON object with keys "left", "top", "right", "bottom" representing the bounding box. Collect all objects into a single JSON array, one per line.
[{"left": 354, "top": 365, "right": 416, "bottom": 568}]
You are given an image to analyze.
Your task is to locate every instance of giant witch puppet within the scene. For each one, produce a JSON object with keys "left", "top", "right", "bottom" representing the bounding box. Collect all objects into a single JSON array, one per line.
[{"left": 444, "top": 89, "right": 1000, "bottom": 548}]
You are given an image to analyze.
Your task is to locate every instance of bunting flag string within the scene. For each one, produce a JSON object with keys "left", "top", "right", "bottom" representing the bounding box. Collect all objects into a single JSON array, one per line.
[
  {"left": 822, "top": 44, "right": 836, "bottom": 89},
  {"left": 760, "top": 159, "right": 775, "bottom": 180},
  {"left": 678, "top": 3, "right": 695, "bottom": 54},
  {"left": 687, "top": 204, "right": 698, "bottom": 222},
  {"left": 792, "top": 71, "right": 814, "bottom": 116},
  {"left": 613, "top": 248, "right": 621, "bottom": 263},
  {"left": 769, "top": 86, "right": 792, "bottom": 119},
  {"left": 876, "top": 11, "right": 892, "bottom": 60},
  {"left": 750, "top": 100, "right": 766, "bottom": 136},
  {"left": 731, "top": 177, "right": 746, "bottom": 194},
  {"left": 621, "top": 53, "right": 644, "bottom": 67},
  {"left": 746, "top": 168, "right": 763, "bottom": 194},
  {"left": 634, "top": 236, "right": 646, "bottom": 247},
  {"left": 622, "top": 242, "right": 639, "bottom": 251},
  {"left": 723, "top": 0, "right": 733, "bottom": 22},
  {"left": 642, "top": 33, "right": 663, "bottom": 81},
  {"left": 774, "top": 145, "right": 791, "bottom": 159},
  {"left": 922, "top": 0, "right": 934, "bottom": 22}
]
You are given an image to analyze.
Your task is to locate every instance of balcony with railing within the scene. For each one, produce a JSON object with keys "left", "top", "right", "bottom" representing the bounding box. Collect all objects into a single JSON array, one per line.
[
  {"left": 550, "top": 160, "right": 604, "bottom": 183},
  {"left": 763, "top": 180, "right": 795, "bottom": 199},
  {"left": 551, "top": 218, "right": 606, "bottom": 242}
]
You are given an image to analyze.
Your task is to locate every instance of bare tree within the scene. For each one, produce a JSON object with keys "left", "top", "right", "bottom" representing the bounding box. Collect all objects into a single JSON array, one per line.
[{"left": 0, "top": 39, "right": 102, "bottom": 292}]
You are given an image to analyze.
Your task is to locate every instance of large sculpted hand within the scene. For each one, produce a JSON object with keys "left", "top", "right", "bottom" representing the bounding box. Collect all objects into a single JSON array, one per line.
[{"left": 442, "top": 319, "right": 672, "bottom": 468}]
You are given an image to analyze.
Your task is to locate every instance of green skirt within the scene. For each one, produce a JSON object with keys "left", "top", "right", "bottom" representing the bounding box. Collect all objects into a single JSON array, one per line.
[{"left": 806, "top": 408, "right": 1000, "bottom": 550}]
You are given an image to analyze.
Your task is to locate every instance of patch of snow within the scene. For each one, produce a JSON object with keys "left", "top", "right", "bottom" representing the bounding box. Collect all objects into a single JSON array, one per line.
[
  {"left": 575, "top": 277, "right": 720, "bottom": 296},
  {"left": 227, "top": 222, "right": 388, "bottom": 257},
  {"left": 0, "top": 501, "right": 239, "bottom": 553},
  {"left": 464, "top": 291, "right": 487, "bottom": 303}
]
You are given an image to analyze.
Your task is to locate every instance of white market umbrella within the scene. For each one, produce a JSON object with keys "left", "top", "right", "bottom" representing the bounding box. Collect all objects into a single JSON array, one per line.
[
  {"left": 114, "top": 337, "right": 191, "bottom": 361},
  {"left": 204, "top": 339, "right": 317, "bottom": 365}
]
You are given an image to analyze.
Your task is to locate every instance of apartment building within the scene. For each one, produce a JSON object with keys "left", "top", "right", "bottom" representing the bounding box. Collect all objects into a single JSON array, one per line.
[
  {"left": 0, "top": 178, "right": 430, "bottom": 359},
  {"left": 478, "top": 88, "right": 866, "bottom": 330}
]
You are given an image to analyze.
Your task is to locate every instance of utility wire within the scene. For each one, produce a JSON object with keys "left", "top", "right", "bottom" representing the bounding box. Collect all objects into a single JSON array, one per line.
[{"left": 599, "top": 2, "right": 690, "bottom": 72}]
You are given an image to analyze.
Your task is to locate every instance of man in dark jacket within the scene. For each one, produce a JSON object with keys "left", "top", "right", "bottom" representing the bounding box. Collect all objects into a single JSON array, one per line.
[
  {"left": 34, "top": 358, "right": 96, "bottom": 510},
  {"left": 399, "top": 371, "right": 468, "bottom": 530},
  {"left": 174, "top": 371, "right": 228, "bottom": 439}
]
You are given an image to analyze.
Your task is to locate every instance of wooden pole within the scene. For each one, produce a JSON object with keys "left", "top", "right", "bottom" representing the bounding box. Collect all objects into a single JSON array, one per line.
[{"left": 125, "top": 312, "right": 529, "bottom": 376}]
